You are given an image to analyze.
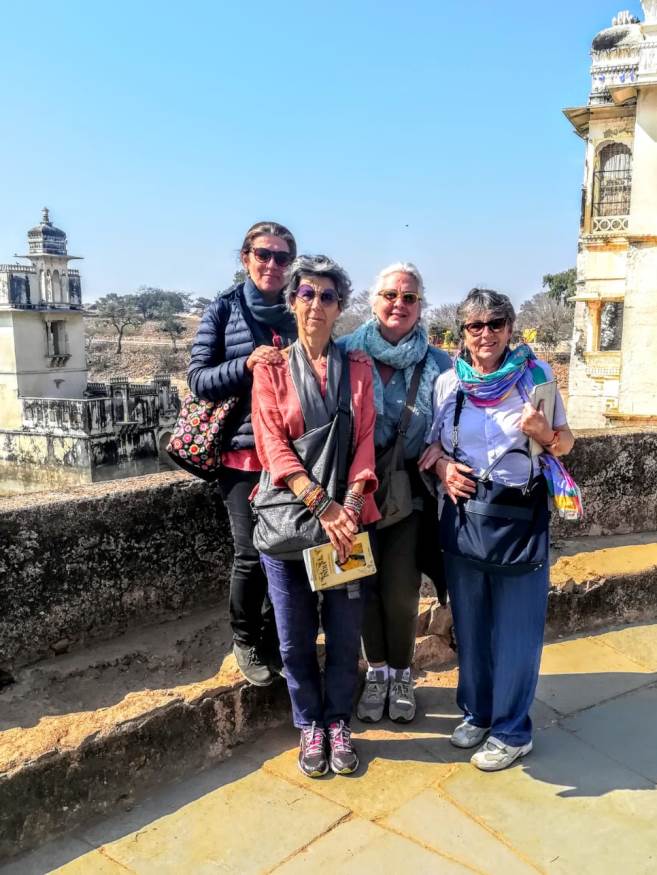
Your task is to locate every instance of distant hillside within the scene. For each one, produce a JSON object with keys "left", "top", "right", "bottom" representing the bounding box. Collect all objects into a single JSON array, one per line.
[{"left": 86, "top": 314, "right": 200, "bottom": 395}]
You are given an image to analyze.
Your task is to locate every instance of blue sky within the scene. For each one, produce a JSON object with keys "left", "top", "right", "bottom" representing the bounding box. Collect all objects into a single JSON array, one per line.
[{"left": 0, "top": 1, "right": 645, "bottom": 306}]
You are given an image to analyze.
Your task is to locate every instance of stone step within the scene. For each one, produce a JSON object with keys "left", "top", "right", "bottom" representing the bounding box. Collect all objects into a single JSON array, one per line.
[{"left": 3, "top": 534, "right": 657, "bottom": 860}]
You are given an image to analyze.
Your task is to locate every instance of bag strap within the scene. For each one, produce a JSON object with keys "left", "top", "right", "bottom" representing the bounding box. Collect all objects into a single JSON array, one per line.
[
  {"left": 336, "top": 352, "right": 353, "bottom": 502},
  {"left": 397, "top": 354, "right": 427, "bottom": 437}
]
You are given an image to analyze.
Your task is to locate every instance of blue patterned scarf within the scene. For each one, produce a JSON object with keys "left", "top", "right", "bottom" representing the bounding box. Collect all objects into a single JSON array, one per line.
[{"left": 340, "top": 319, "right": 441, "bottom": 417}]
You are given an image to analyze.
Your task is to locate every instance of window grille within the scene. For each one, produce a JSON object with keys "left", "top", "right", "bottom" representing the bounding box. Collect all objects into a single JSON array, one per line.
[{"left": 592, "top": 144, "right": 632, "bottom": 218}]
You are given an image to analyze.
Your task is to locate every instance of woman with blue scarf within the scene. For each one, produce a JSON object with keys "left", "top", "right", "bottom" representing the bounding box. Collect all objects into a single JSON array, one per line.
[
  {"left": 339, "top": 262, "right": 452, "bottom": 724},
  {"left": 421, "top": 288, "right": 576, "bottom": 772},
  {"left": 188, "top": 221, "right": 298, "bottom": 687}
]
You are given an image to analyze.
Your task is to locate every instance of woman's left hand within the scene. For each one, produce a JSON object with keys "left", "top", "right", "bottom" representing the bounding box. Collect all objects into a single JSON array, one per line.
[
  {"left": 418, "top": 441, "right": 444, "bottom": 472},
  {"left": 520, "top": 401, "right": 553, "bottom": 445}
]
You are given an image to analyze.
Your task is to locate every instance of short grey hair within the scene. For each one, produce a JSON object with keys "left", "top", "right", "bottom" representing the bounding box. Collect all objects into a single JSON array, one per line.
[
  {"left": 456, "top": 288, "right": 516, "bottom": 335},
  {"left": 284, "top": 254, "right": 352, "bottom": 311},
  {"left": 369, "top": 262, "right": 425, "bottom": 309}
]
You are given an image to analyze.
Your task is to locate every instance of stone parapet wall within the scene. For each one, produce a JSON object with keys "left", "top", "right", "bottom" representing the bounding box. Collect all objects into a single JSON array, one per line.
[
  {"left": 0, "top": 472, "right": 231, "bottom": 667},
  {"left": 1, "top": 429, "right": 657, "bottom": 668}
]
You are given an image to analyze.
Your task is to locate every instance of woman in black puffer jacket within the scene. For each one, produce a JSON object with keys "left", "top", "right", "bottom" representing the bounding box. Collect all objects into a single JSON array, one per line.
[{"left": 188, "top": 221, "right": 298, "bottom": 686}]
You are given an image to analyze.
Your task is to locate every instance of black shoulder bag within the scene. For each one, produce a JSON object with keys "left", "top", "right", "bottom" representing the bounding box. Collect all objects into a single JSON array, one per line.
[{"left": 252, "top": 344, "right": 352, "bottom": 561}]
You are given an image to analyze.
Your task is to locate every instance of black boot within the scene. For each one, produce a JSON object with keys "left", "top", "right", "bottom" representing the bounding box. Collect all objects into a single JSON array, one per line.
[{"left": 233, "top": 642, "right": 274, "bottom": 687}]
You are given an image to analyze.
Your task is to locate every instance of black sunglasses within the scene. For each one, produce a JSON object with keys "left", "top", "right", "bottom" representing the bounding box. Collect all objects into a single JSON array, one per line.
[
  {"left": 462, "top": 317, "right": 508, "bottom": 336},
  {"left": 250, "top": 247, "right": 293, "bottom": 267}
]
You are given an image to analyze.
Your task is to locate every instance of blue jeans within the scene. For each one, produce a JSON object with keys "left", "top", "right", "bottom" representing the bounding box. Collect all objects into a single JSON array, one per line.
[
  {"left": 444, "top": 553, "right": 549, "bottom": 746},
  {"left": 261, "top": 554, "right": 365, "bottom": 729}
]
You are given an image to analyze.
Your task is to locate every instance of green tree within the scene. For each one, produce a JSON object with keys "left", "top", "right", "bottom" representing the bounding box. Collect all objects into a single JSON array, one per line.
[
  {"left": 232, "top": 269, "right": 247, "bottom": 286},
  {"left": 95, "top": 293, "right": 142, "bottom": 354},
  {"left": 158, "top": 305, "right": 186, "bottom": 351},
  {"left": 542, "top": 268, "right": 576, "bottom": 305},
  {"left": 134, "top": 287, "right": 191, "bottom": 320}
]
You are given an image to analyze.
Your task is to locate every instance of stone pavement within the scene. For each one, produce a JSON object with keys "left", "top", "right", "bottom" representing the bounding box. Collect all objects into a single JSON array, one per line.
[{"left": 6, "top": 622, "right": 657, "bottom": 875}]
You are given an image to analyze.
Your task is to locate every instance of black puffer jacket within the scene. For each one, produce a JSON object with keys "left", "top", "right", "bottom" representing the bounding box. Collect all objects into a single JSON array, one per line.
[{"left": 187, "top": 284, "right": 261, "bottom": 450}]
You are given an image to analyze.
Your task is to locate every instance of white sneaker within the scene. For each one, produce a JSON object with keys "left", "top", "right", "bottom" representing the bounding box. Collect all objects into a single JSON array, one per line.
[
  {"left": 471, "top": 736, "right": 533, "bottom": 771},
  {"left": 450, "top": 720, "right": 490, "bottom": 749}
]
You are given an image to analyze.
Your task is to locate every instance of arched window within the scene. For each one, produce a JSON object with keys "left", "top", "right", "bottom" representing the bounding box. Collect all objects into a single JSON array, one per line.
[{"left": 593, "top": 143, "right": 632, "bottom": 217}]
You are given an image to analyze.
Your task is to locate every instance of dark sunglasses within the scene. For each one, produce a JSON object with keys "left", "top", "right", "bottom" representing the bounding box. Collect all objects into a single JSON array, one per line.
[
  {"left": 294, "top": 283, "right": 341, "bottom": 307},
  {"left": 378, "top": 290, "right": 422, "bottom": 305},
  {"left": 463, "top": 317, "right": 508, "bottom": 336},
  {"left": 250, "top": 247, "right": 293, "bottom": 267}
]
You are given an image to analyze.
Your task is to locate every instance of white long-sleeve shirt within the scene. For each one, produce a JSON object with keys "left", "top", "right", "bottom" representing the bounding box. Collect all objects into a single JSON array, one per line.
[{"left": 428, "top": 362, "right": 568, "bottom": 488}]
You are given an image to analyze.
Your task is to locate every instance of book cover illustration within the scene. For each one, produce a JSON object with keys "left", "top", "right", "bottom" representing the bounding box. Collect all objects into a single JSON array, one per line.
[{"left": 303, "top": 531, "right": 377, "bottom": 592}]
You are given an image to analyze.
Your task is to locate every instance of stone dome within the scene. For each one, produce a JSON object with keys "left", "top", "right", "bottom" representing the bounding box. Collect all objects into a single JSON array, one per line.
[
  {"left": 592, "top": 23, "right": 643, "bottom": 53},
  {"left": 27, "top": 208, "right": 67, "bottom": 255}
]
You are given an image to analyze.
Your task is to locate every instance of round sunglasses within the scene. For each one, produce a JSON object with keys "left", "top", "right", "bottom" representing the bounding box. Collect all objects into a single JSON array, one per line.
[
  {"left": 462, "top": 317, "right": 508, "bottom": 336},
  {"left": 294, "top": 283, "right": 341, "bottom": 307},
  {"left": 250, "top": 247, "right": 293, "bottom": 267},
  {"left": 378, "top": 290, "right": 422, "bottom": 305}
]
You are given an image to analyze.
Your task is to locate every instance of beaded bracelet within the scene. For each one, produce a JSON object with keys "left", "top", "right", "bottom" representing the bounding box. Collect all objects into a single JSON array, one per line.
[
  {"left": 313, "top": 493, "right": 333, "bottom": 519},
  {"left": 343, "top": 490, "right": 365, "bottom": 519},
  {"left": 299, "top": 482, "right": 322, "bottom": 507}
]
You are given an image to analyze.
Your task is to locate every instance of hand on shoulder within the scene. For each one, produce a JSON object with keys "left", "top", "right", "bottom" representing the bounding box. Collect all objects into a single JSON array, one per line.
[{"left": 348, "top": 350, "right": 372, "bottom": 366}]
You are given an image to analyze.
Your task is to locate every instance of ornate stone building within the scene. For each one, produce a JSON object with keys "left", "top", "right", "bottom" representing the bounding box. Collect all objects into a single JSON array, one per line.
[
  {"left": 565, "top": 3, "right": 657, "bottom": 427},
  {"left": 0, "top": 210, "right": 179, "bottom": 493}
]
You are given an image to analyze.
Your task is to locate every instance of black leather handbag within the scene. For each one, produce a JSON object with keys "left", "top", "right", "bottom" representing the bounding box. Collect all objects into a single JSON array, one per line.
[
  {"left": 252, "top": 343, "right": 352, "bottom": 561},
  {"left": 439, "top": 389, "right": 550, "bottom": 574}
]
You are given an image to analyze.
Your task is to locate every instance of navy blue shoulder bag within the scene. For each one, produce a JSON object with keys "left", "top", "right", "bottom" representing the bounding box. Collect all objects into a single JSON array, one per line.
[{"left": 439, "top": 389, "right": 550, "bottom": 575}]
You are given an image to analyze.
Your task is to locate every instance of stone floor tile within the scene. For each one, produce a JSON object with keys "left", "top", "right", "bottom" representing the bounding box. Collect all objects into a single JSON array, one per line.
[
  {"left": 0, "top": 838, "right": 97, "bottom": 875},
  {"left": 442, "top": 724, "right": 657, "bottom": 874},
  {"left": 49, "top": 850, "right": 132, "bottom": 874},
  {"left": 272, "top": 816, "right": 476, "bottom": 874},
  {"left": 94, "top": 770, "right": 348, "bottom": 875},
  {"left": 383, "top": 788, "right": 540, "bottom": 875},
  {"left": 562, "top": 683, "right": 657, "bottom": 783},
  {"left": 262, "top": 738, "right": 454, "bottom": 820},
  {"left": 536, "top": 636, "right": 654, "bottom": 715},
  {"left": 592, "top": 624, "right": 657, "bottom": 671}
]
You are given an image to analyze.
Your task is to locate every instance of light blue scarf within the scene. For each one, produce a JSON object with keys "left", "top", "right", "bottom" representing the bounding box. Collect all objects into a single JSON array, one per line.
[{"left": 339, "top": 319, "right": 441, "bottom": 416}]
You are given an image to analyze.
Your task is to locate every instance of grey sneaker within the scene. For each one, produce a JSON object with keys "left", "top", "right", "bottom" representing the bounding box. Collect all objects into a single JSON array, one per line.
[
  {"left": 388, "top": 669, "right": 416, "bottom": 723},
  {"left": 450, "top": 720, "right": 490, "bottom": 749},
  {"left": 298, "top": 723, "right": 328, "bottom": 778},
  {"left": 471, "top": 736, "right": 533, "bottom": 772},
  {"left": 356, "top": 670, "right": 388, "bottom": 723},
  {"left": 328, "top": 721, "right": 359, "bottom": 775}
]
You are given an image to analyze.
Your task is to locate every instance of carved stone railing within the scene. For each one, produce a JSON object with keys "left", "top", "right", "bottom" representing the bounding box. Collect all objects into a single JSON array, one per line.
[
  {"left": 584, "top": 350, "right": 621, "bottom": 378},
  {"left": 591, "top": 215, "right": 629, "bottom": 234}
]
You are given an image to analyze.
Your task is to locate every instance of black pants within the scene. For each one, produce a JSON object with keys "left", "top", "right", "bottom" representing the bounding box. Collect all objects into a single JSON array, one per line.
[
  {"left": 216, "top": 467, "right": 277, "bottom": 650},
  {"left": 362, "top": 511, "right": 422, "bottom": 669}
]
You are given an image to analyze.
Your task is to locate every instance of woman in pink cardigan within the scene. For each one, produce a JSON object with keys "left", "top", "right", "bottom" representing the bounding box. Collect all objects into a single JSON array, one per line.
[{"left": 252, "top": 255, "right": 378, "bottom": 779}]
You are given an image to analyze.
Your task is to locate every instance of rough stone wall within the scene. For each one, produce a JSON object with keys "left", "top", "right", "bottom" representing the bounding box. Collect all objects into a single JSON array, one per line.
[
  {"left": 551, "top": 428, "right": 657, "bottom": 538},
  {"left": 0, "top": 472, "right": 232, "bottom": 667}
]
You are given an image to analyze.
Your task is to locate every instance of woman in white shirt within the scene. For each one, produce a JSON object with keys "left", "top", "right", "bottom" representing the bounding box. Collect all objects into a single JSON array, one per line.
[{"left": 420, "top": 288, "right": 575, "bottom": 772}]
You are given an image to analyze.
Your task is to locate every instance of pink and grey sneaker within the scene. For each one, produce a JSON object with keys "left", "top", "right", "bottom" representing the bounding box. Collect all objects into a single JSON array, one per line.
[
  {"left": 298, "top": 723, "right": 328, "bottom": 778},
  {"left": 328, "top": 720, "right": 359, "bottom": 775}
]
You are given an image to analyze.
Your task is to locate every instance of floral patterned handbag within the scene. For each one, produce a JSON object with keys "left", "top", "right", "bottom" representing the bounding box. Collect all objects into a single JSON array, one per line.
[{"left": 166, "top": 393, "right": 240, "bottom": 482}]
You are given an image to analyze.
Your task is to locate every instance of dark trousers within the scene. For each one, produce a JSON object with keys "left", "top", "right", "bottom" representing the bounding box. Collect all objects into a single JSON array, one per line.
[
  {"left": 261, "top": 554, "right": 365, "bottom": 728},
  {"left": 216, "top": 467, "right": 277, "bottom": 649},
  {"left": 362, "top": 511, "right": 422, "bottom": 670},
  {"left": 444, "top": 553, "right": 549, "bottom": 746}
]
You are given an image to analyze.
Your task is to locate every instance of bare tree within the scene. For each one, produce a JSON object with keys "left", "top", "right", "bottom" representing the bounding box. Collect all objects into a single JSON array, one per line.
[
  {"left": 96, "top": 294, "right": 142, "bottom": 354},
  {"left": 334, "top": 289, "right": 372, "bottom": 337},
  {"left": 424, "top": 303, "right": 461, "bottom": 346},
  {"left": 517, "top": 292, "right": 574, "bottom": 354}
]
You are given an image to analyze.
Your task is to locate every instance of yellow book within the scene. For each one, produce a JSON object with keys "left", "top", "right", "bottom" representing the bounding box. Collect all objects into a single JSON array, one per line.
[{"left": 303, "top": 531, "right": 377, "bottom": 592}]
